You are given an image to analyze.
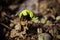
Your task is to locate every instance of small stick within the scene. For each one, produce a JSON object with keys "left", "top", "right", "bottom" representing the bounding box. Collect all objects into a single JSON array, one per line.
[{"left": 0, "top": 23, "right": 12, "bottom": 30}]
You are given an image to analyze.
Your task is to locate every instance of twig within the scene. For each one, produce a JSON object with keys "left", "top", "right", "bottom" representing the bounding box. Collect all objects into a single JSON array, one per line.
[{"left": 0, "top": 23, "right": 12, "bottom": 30}]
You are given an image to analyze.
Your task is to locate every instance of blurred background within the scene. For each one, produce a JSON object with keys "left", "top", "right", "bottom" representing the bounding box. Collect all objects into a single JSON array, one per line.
[{"left": 0, "top": 0, "right": 60, "bottom": 40}]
